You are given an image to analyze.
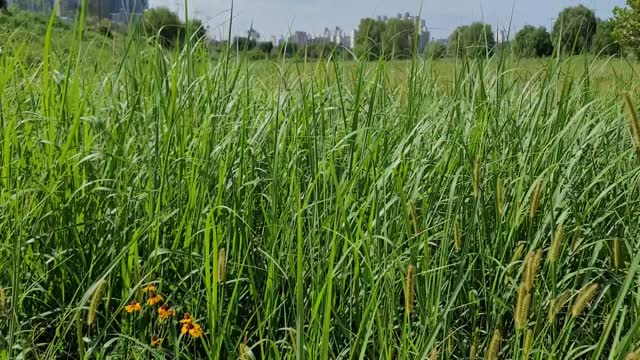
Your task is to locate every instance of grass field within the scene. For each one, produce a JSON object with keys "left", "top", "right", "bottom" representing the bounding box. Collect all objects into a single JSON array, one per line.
[{"left": 2, "top": 9, "right": 640, "bottom": 360}]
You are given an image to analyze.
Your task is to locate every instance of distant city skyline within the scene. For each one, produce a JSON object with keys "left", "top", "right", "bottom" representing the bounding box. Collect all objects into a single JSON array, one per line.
[{"left": 150, "top": 0, "right": 627, "bottom": 40}]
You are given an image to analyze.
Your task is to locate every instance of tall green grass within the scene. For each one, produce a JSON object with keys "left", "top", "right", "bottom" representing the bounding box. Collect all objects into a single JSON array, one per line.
[{"left": 1, "top": 8, "right": 640, "bottom": 360}]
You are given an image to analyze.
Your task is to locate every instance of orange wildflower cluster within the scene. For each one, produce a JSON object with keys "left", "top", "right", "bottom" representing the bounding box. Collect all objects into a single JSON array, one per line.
[
  {"left": 124, "top": 282, "right": 203, "bottom": 344},
  {"left": 158, "top": 304, "right": 176, "bottom": 321},
  {"left": 151, "top": 336, "right": 164, "bottom": 347},
  {"left": 124, "top": 300, "right": 142, "bottom": 313},
  {"left": 180, "top": 313, "right": 203, "bottom": 338}
]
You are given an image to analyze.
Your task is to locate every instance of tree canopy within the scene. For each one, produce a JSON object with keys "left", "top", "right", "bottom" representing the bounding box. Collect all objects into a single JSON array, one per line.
[
  {"left": 552, "top": 5, "right": 597, "bottom": 54},
  {"left": 355, "top": 17, "right": 420, "bottom": 60},
  {"left": 592, "top": 19, "right": 621, "bottom": 56},
  {"left": 613, "top": 0, "right": 640, "bottom": 57},
  {"left": 448, "top": 22, "right": 495, "bottom": 58},
  {"left": 426, "top": 42, "right": 447, "bottom": 59},
  {"left": 143, "top": 8, "right": 207, "bottom": 48},
  {"left": 513, "top": 25, "right": 553, "bottom": 58},
  {"left": 143, "top": 7, "right": 183, "bottom": 47}
]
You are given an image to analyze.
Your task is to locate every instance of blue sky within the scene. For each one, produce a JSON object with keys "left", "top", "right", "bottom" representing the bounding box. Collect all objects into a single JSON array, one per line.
[{"left": 150, "top": 0, "right": 627, "bottom": 39}]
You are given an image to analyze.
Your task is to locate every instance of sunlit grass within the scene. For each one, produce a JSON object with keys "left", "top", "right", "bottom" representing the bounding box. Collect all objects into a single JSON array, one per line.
[{"left": 1, "top": 8, "right": 640, "bottom": 360}]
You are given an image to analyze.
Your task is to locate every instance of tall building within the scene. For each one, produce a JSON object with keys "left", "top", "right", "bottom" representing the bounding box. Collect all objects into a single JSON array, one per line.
[
  {"left": 496, "top": 29, "right": 508, "bottom": 44},
  {"left": 350, "top": 29, "right": 358, "bottom": 50},
  {"left": 289, "top": 31, "right": 309, "bottom": 47},
  {"left": 58, "top": 0, "right": 147, "bottom": 22}
]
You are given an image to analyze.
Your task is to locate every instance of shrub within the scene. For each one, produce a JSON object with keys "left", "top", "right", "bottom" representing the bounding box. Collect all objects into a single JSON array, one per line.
[
  {"left": 513, "top": 26, "right": 553, "bottom": 58},
  {"left": 426, "top": 42, "right": 447, "bottom": 59},
  {"left": 592, "top": 19, "right": 621, "bottom": 57},
  {"left": 448, "top": 22, "right": 495, "bottom": 58},
  {"left": 552, "top": 5, "right": 597, "bottom": 54}
]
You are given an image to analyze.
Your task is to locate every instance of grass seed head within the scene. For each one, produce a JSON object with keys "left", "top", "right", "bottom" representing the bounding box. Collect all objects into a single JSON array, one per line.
[
  {"left": 626, "top": 350, "right": 640, "bottom": 360},
  {"left": 522, "top": 329, "right": 534, "bottom": 360},
  {"left": 496, "top": 178, "right": 505, "bottom": 216},
  {"left": 523, "top": 250, "right": 542, "bottom": 291},
  {"left": 623, "top": 93, "right": 640, "bottom": 154},
  {"left": 0, "top": 287, "right": 5, "bottom": 314},
  {"left": 217, "top": 248, "right": 227, "bottom": 285},
  {"left": 487, "top": 328, "right": 502, "bottom": 360},
  {"left": 453, "top": 221, "right": 463, "bottom": 252},
  {"left": 405, "top": 264, "right": 416, "bottom": 315},
  {"left": 529, "top": 178, "right": 544, "bottom": 219},
  {"left": 571, "top": 283, "right": 599, "bottom": 318},
  {"left": 515, "top": 284, "right": 531, "bottom": 330},
  {"left": 429, "top": 348, "right": 438, "bottom": 360},
  {"left": 87, "top": 279, "right": 106, "bottom": 327},
  {"left": 548, "top": 224, "right": 564, "bottom": 263},
  {"left": 548, "top": 290, "right": 571, "bottom": 323}
]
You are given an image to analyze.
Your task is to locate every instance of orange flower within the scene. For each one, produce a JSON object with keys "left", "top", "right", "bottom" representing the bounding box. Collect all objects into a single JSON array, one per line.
[
  {"left": 142, "top": 285, "right": 158, "bottom": 293},
  {"left": 181, "top": 322, "right": 203, "bottom": 338},
  {"left": 179, "top": 312, "right": 193, "bottom": 324},
  {"left": 158, "top": 304, "right": 176, "bottom": 321},
  {"left": 189, "top": 323, "right": 203, "bottom": 338},
  {"left": 147, "top": 293, "right": 163, "bottom": 306},
  {"left": 125, "top": 300, "right": 142, "bottom": 313},
  {"left": 151, "top": 336, "right": 164, "bottom": 347}
]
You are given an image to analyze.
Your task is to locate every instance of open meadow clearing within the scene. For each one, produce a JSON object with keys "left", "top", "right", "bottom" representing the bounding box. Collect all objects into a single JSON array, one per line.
[{"left": 2, "top": 7, "right": 640, "bottom": 360}]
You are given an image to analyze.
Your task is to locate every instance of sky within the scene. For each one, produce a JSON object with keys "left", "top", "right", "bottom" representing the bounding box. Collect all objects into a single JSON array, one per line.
[{"left": 149, "top": 0, "right": 627, "bottom": 40}]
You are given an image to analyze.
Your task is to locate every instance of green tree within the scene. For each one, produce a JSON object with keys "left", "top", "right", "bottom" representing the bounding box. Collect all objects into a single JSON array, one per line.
[
  {"left": 143, "top": 7, "right": 183, "bottom": 48},
  {"left": 185, "top": 19, "right": 207, "bottom": 43},
  {"left": 258, "top": 41, "right": 274, "bottom": 56},
  {"left": 426, "top": 42, "right": 447, "bottom": 59},
  {"left": 552, "top": 5, "right": 597, "bottom": 55},
  {"left": 278, "top": 42, "right": 300, "bottom": 57},
  {"left": 382, "top": 18, "right": 415, "bottom": 59},
  {"left": 355, "top": 18, "right": 385, "bottom": 60},
  {"left": 1, "top": 0, "right": 7, "bottom": 11},
  {"left": 613, "top": 0, "right": 640, "bottom": 57},
  {"left": 592, "top": 19, "right": 621, "bottom": 56},
  {"left": 448, "top": 22, "right": 495, "bottom": 58},
  {"left": 513, "top": 25, "right": 553, "bottom": 57},
  {"left": 233, "top": 37, "right": 257, "bottom": 50}
]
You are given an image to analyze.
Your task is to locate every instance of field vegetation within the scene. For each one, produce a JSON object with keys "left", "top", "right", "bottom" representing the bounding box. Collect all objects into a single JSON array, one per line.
[{"left": 1, "top": 3, "right": 640, "bottom": 360}]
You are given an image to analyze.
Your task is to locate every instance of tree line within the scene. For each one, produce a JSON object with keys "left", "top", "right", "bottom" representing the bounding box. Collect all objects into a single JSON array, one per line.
[
  {"left": 3, "top": 0, "right": 637, "bottom": 59},
  {"left": 425, "top": 2, "right": 639, "bottom": 59}
]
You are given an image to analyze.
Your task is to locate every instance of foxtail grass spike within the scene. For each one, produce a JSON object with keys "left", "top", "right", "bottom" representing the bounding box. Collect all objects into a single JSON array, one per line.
[
  {"left": 87, "top": 279, "right": 106, "bottom": 327},
  {"left": 487, "top": 329, "right": 501, "bottom": 360},
  {"left": 571, "top": 283, "right": 599, "bottom": 318},
  {"left": 623, "top": 93, "right": 640, "bottom": 154},
  {"left": 626, "top": 350, "right": 640, "bottom": 360},
  {"left": 515, "top": 284, "right": 531, "bottom": 330},
  {"left": 549, "top": 224, "right": 564, "bottom": 263},
  {"left": 529, "top": 178, "right": 544, "bottom": 219},
  {"left": 522, "top": 329, "right": 533, "bottom": 360},
  {"left": 548, "top": 290, "right": 571, "bottom": 323},
  {"left": 523, "top": 250, "right": 541, "bottom": 291},
  {"left": 405, "top": 265, "right": 416, "bottom": 315},
  {"left": 496, "top": 178, "right": 505, "bottom": 216},
  {"left": 454, "top": 221, "right": 463, "bottom": 252},
  {"left": 217, "top": 248, "right": 227, "bottom": 285},
  {"left": 0, "top": 287, "right": 5, "bottom": 314},
  {"left": 429, "top": 348, "right": 438, "bottom": 360}
]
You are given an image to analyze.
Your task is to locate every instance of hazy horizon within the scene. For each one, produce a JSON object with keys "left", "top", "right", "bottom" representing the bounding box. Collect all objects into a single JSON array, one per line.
[{"left": 150, "top": 0, "right": 626, "bottom": 40}]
